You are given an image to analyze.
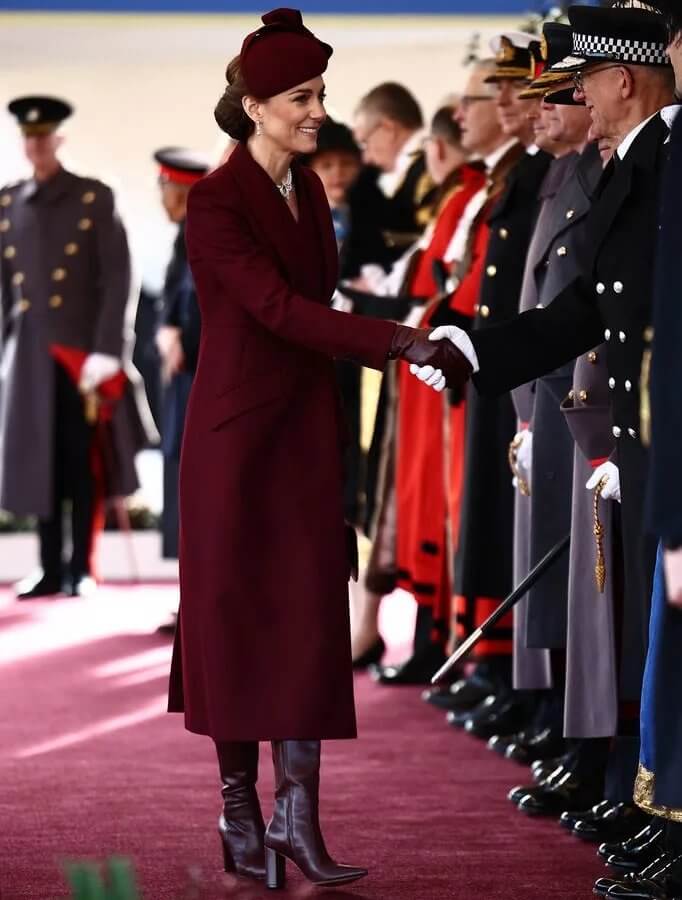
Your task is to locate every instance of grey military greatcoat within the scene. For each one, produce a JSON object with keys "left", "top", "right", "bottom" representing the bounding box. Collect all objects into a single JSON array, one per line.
[
  {"left": 512, "top": 146, "right": 602, "bottom": 689},
  {"left": 0, "top": 167, "right": 136, "bottom": 516}
]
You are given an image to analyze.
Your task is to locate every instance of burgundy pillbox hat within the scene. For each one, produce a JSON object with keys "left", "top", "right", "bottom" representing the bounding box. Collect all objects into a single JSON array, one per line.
[{"left": 240, "top": 8, "right": 333, "bottom": 99}]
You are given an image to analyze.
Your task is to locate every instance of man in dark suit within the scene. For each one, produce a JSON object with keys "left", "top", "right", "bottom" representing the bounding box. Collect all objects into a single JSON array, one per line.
[{"left": 0, "top": 96, "right": 138, "bottom": 599}]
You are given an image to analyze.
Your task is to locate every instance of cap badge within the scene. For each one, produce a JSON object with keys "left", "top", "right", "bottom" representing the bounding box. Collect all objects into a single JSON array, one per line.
[
  {"left": 26, "top": 108, "right": 40, "bottom": 122},
  {"left": 497, "top": 37, "right": 516, "bottom": 63}
]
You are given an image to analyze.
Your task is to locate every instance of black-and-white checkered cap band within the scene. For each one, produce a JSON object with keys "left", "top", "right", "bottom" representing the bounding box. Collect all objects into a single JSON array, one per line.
[{"left": 573, "top": 32, "right": 668, "bottom": 65}]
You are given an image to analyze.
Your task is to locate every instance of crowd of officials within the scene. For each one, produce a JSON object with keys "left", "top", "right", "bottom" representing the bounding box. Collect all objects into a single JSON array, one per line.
[{"left": 1, "top": 0, "right": 682, "bottom": 896}]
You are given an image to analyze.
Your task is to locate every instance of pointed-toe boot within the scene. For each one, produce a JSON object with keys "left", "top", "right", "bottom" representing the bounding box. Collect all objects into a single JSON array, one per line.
[
  {"left": 216, "top": 741, "right": 266, "bottom": 880},
  {"left": 264, "top": 740, "right": 368, "bottom": 889}
]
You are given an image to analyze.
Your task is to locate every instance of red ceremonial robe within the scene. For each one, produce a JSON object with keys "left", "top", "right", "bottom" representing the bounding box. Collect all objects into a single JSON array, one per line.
[
  {"left": 395, "top": 166, "right": 485, "bottom": 626},
  {"left": 168, "top": 142, "right": 396, "bottom": 741}
]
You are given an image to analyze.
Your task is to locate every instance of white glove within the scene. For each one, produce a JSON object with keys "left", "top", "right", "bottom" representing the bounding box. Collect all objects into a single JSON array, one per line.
[
  {"left": 409, "top": 364, "right": 447, "bottom": 393},
  {"left": 79, "top": 353, "right": 120, "bottom": 392},
  {"left": 429, "top": 324, "right": 480, "bottom": 372},
  {"left": 663, "top": 546, "right": 682, "bottom": 608},
  {"left": 511, "top": 429, "right": 533, "bottom": 491},
  {"left": 586, "top": 461, "right": 621, "bottom": 503}
]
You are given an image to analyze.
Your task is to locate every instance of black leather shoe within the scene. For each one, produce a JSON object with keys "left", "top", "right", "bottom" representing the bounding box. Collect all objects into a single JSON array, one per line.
[
  {"left": 464, "top": 695, "right": 529, "bottom": 740},
  {"left": 506, "top": 728, "right": 566, "bottom": 765},
  {"left": 70, "top": 575, "right": 97, "bottom": 598},
  {"left": 532, "top": 755, "right": 566, "bottom": 783},
  {"left": 517, "top": 770, "right": 604, "bottom": 817},
  {"left": 594, "top": 853, "right": 672, "bottom": 897},
  {"left": 488, "top": 733, "right": 521, "bottom": 756},
  {"left": 352, "top": 637, "right": 386, "bottom": 670},
  {"left": 423, "top": 671, "right": 495, "bottom": 711},
  {"left": 561, "top": 799, "right": 612, "bottom": 831},
  {"left": 508, "top": 763, "right": 568, "bottom": 806},
  {"left": 573, "top": 804, "right": 649, "bottom": 843},
  {"left": 15, "top": 570, "right": 63, "bottom": 600},
  {"left": 447, "top": 692, "right": 499, "bottom": 729},
  {"left": 605, "top": 853, "right": 682, "bottom": 898},
  {"left": 602, "top": 826, "right": 665, "bottom": 872},
  {"left": 372, "top": 642, "right": 446, "bottom": 686}
]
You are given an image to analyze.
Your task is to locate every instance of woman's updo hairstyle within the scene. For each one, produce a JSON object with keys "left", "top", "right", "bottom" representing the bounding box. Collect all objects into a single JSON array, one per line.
[{"left": 214, "top": 55, "right": 255, "bottom": 142}]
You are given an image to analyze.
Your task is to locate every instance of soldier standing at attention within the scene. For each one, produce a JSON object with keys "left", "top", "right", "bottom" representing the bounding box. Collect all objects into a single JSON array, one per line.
[{"left": 0, "top": 96, "right": 133, "bottom": 599}]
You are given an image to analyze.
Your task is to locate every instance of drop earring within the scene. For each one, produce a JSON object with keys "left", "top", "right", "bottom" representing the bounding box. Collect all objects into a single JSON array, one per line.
[{"left": 255, "top": 121, "right": 263, "bottom": 136}]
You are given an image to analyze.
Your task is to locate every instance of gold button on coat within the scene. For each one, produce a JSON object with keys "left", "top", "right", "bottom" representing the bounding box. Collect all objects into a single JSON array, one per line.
[
  {"left": 49, "top": 295, "right": 63, "bottom": 308},
  {"left": 17, "top": 299, "right": 30, "bottom": 312},
  {"left": 587, "top": 351, "right": 597, "bottom": 363},
  {"left": 12, "top": 272, "right": 24, "bottom": 286},
  {"left": 82, "top": 191, "right": 96, "bottom": 204},
  {"left": 604, "top": 329, "right": 611, "bottom": 341},
  {"left": 628, "top": 428, "right": 637, "bottom": 439},
  {"left": 499, "top": 228, "right": 509, "bottom": 239},
  {"left": 612, "top": 425, "right": 622, "bottom": 438},
  {"left": 479, "top": 305, "right": 490, "bottom": 318},
  {"left": 609, "top": 378, "right": 616, "bottom": 389},
  {"left": 578, "top": 390, "right": 587, "bottom": 401},
  {"left": 78, "top": 218, "right": 93, "bottom": 231},
  {"left": 0, "top": 195, "right": 11, "bottom": 207},
  {"left": 65, "top": 242, "right": 79, "bottom": 255},
  {"left": 0, "top": 219, "right": 10, "bottom": 232},
  {"left": 644, "top": 326, "right": 654, "bottom": 343},
  {"left": 596, "top": 282, "right": 605, "bottom": 294},
  {"left": 568, "top": 390, "right": 575, "bottom": 400},
  {"left": 4, "top": 245, "right": 16, "bottom": 259},
  {"left": 557, "top": 246, "right": 567, "bottom": 257},
  {"left": 619, "top": 331, "right": 626, "bottom": 343},
  {"left": 52, "top": 267, "right": 67, "bottom": 281},
  {"left": 486, "top": 265, "right": 497, "bottom": 277},
  {"left": 613, "top": 281, "right": 624, "bottom": 293},
  {"left": 566, "top": 209, "right": 575, "bottom": 219},
  {"left": 625, "top": 380, "right": 632, "bottom": 392}
]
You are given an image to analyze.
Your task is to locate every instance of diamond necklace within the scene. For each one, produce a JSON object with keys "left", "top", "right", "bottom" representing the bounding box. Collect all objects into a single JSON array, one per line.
[{"left": 277, "top": 168, "right": 294, "bottom": 200}]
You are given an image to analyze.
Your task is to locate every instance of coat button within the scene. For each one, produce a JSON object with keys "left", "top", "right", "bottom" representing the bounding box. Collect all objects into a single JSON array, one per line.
[
  {"left": 82, "top": 191, "right": 96, "bottom": 204},
  {"left": 608, "top": 377, "right": 615, "bottom": 389},
  {"left": 557, "top": 246, "right": 567, "bottom": 257},
  {"left": 643, "top": 326, "right": 654, "bottom": 343},
  {"left": 479, "top": 305, "right": 490, "bottom": 318},
  {"left": 12, "top": 272, "right": 24, "bottom": 286},
  {"left": 613, "top": 281, "right": 624, "bottom": 293},
  {"left": 0, "top": 219, "right": 9, "bottom": 232},
  {"left": 536, "top": 303, "right": 544, "bottom": 309},
  {"left": 568, "top": 389, "right": 575, "bottom": 400},
  {"left": 604, "top": 329, "right": 611, "bottom": 341},
  {"left": 612, "top": 425, "right": 622, "bottom": 438},
  {"left": 0, "top": 194, "right": 12, "bottom": 207},
  {"left": 52, "top": 268, "right": 67, "bottom": 282},
  {"left": 486, "top": 265, "right": 497, "bottom": 277},
  {"left": 625, "top": 379, "right": 632, "bottom": 392},
  {"left": 587, "top": 351, "right": 597, "bottom": 363},
  {"left": 596, "top": 282, "right": 605, "bottom": 294},
  {"left": 628, "top": 428, "right": 637, "bottom": 438},
  {"left": 578, "top": 390, "right": 588, "bottom": 401},
  {"left": 78, "top": 218, "right": 93, "bottom": 231},
  {"left": 3, "top": 245, "right": 16, "bottom": 259},
  {"left": 619, "top": 331, "right": 626, "bottom": 343},
  {"left": 566, "top": 209, "right": 575, "bottom": 219},
  {"left": 499, "top": 227, "right": 508, "bottom": 239},
  {"left": 65, "top": 242, "right": 79, "bottom": 256},
  {"left": 17, "top": 299, "right": 30, "bottom": 313},
  {"left": 49, "top": 294, "right": 63, "bottom": 308}
]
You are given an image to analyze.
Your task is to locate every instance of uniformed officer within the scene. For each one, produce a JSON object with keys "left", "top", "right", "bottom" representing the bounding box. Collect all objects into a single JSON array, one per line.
[
  {"left": 154, "top": 147, "right": 208, "bottom": 560},
  {"left": 0, "top": 96, "right": 134, "bottom": 598}
]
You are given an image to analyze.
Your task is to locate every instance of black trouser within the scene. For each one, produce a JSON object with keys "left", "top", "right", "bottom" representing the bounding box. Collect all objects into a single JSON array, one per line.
[{"left": 38, "top": 362, "right": 96, "bottom": 582}]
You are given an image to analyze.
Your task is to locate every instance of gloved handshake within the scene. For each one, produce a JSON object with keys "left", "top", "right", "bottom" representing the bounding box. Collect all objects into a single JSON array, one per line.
[{"left": 389, "top": 324, "right": 474, "bottom": 392}]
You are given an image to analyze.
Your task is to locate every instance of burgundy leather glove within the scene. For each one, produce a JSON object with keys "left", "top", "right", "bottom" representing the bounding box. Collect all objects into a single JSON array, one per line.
[{"left": 388, "top": 324, "right": 473, "bottom": 390}]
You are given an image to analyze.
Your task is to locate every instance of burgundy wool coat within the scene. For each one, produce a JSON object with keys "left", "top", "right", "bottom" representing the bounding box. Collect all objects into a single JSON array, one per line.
[{"left": 167, "top": 141, "right": 396, "bottom": 741}]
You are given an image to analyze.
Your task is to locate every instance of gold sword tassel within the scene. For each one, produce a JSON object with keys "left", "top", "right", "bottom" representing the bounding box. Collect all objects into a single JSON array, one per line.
[{"left": 593, "top": 474, "right": 609, "bottom": 594}]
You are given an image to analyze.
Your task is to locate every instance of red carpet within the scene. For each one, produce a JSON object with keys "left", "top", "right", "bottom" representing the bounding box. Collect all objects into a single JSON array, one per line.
[{"left": 0, "top": 587, "right": 605, "bottom": 899}]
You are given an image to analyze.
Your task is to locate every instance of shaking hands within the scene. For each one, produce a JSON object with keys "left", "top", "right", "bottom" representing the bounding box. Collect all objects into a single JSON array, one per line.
[{"left": 389, "top": 324, "right": 476, "bottom": 393}]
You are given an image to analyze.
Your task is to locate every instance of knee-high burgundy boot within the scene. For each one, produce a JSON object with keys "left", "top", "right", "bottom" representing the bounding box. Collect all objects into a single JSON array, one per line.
[
  {"left": 215, "top": 740, "right": 266, "bottom": 880},
  {"left": 264, "top": 740, "right": 368, "bottom": 889}
]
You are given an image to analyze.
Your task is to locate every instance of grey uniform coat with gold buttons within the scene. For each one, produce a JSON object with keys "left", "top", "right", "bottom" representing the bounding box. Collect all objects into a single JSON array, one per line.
[
  {"left": 0, "top": 167, "right": 138, "bottom": 516},
  {"left": 511, "top": 150, "right": 594, "bottom": 689},
  {"left": 472, "top": 115, "right": 668, "bottom": 699},
  {"left": 455, "top": 148, "right": 551, "bottom": 606}
]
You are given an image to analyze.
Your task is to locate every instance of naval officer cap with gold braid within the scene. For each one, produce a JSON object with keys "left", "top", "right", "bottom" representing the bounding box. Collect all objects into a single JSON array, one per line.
[
  {"left": 484, "top": 31, "right": 541, "bottom": 84},
  {"left": 7, "top": 96, "right": 73, "bottom": 136}
]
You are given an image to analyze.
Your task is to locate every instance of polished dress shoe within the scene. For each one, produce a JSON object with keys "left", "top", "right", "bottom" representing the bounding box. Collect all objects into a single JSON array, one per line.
[
  {"left": 265, "top": 740, "right": 367, "bottom": 888},
  {"left": 600, "top": 825, "right": 665, "bottom": 871},
  {"left": 70, "top": 575, "right": 97, "bottom": 598},
  {"left": 464, "top": 695, "right": 529, "bottom": 740},
  {"left": 488, "top": 733, "right": 519, "bottom": 756},
  {"left": 447, "top": 693, "right": 498, "bottom": 729},
  {"left": 593, "top": 853, "right": 673, "bottom": 897},
  {"left": 216, "top": 741, "right": 266, "bottom": 880},
  {"left": 15, "top": 570, "right": 62, "bottom": 600},
  {"left": 508, "top": 763, "right": 568, "bottom": 806},
  {"left": 532, "top": 755, "right": 566, "bottom": 783},
  {"left": 423, "top": 671, "right": 495, "bottom": 711},
  {"left": 573, "top": 804, "right": 649, "bottom": 843},
  {"left": 352, "top": 636, "right": 385, "bottom": 670},
  {"left": 517, "top": 770, "right": 604, "bottom": 817},
  {"left": 372, "top": 642, "right": 446, "bottom": 686},
  {"left": 505, "top": 727, "right": 566, "bottom": 765},
  {"left": 605, "top": 853, "right": 682, "bottom": 898},
  {"left": 561, "top": 799, "right": 612, "bottom": 830}
]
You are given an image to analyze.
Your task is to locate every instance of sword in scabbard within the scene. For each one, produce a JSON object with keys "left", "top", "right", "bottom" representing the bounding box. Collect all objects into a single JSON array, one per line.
[{"left": 431, "top": 532, "right": 571, "bottom": 685}]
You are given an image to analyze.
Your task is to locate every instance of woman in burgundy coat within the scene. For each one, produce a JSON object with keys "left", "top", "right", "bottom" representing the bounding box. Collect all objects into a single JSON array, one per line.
[{"left": 166, "top": 7, "right": 468, "bottom": 890}]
